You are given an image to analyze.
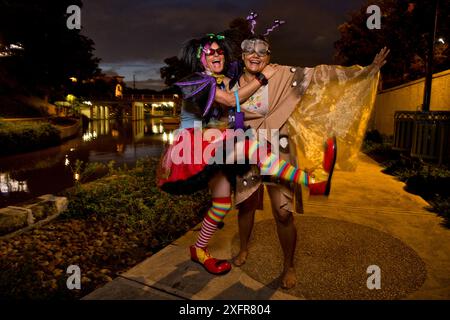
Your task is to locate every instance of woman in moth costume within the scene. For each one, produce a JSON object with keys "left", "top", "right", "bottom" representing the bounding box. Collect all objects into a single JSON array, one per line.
[{"left": 230, "top": 13, "right": 389, "bottom": 289}]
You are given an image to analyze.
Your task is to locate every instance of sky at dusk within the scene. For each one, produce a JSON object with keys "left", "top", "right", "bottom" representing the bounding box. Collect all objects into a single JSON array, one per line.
[{"left": 81, "top": 0, "right": 370, "bottom": 90}]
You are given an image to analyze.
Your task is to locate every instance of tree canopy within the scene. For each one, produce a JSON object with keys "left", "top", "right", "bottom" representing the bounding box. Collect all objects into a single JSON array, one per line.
[
  {"left": 334, "top": 0, "right": 449, "bottom": 88},
  {"left": 0, "top": 0, "right": 100, "bottom": 97}
]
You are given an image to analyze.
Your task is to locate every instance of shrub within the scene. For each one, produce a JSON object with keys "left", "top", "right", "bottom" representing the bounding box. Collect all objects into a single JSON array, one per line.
[
  {"left": 364, "top": 130, "right": 384, "bottom": 144},
  {"left": 0, "top": 122, "right": 61, "bottom": 155},
  {"left": 63, "top": 158, "right": 211, "bottom": 248},
  {"left": 428, "top": 196, "right": 450, "bottom": 227},
  {"left": 0, "top": 157, "right": 211, "bottom": 299}
]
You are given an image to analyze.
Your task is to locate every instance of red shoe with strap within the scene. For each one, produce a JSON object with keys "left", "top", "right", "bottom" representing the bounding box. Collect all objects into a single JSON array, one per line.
[
  {"left": 190, "top": 245, "right": 232, "bottom": 275},
  {"left": 309, "top": 136, "right": 337, "bottom": 196}
]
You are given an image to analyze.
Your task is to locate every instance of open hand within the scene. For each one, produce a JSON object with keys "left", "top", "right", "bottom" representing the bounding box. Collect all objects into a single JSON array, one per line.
[{"left": 372, "top": 46, "right": 390, "bottom": 70}]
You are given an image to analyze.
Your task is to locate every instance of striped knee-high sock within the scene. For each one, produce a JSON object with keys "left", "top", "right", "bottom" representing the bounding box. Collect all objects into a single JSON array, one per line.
[
  {"left": 246, "top": 139, "right": 309, "bottom": 187},
  {"left": 195, "top": 197, "right": 232, "bottom": 249}
]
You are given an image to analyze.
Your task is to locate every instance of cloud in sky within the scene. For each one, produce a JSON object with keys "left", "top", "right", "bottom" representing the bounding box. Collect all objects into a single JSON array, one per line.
[
  {"left": 100, "top": 60, "right": 165, "bottom": 90},
  {"left": 127, "top": 78, "right": 166, "bottom": 91}
]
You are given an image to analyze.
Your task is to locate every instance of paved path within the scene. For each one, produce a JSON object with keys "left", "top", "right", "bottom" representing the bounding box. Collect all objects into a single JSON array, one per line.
[{"left": 84, "top": 154, "right": 450, "bottom": 300}]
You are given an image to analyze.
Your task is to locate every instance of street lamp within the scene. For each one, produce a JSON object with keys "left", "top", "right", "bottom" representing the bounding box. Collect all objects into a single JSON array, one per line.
[
  {"left": 394, "top": 0, "right": 450, "bottom": 164},
  {"left": 422, "top": 0, "right": 439, "bottom": 112}
]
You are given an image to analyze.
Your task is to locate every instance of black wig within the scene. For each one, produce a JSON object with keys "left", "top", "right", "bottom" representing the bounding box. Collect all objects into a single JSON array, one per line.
[{"left": 180, "top": 34, "right": 233, "bottom": 74}]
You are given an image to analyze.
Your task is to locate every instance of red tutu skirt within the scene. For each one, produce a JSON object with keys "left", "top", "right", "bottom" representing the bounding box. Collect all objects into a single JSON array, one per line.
[{"left": 157, "top": 127, "right": 230, "bottom": 194}]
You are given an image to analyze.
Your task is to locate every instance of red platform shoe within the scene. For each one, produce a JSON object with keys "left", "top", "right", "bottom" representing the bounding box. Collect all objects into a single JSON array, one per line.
[
  {"left": 190, "top": 245, "right": 231, "bottom": 275},
  {"left": 309, "top": 137, "right": 337, "bottom": 196}
]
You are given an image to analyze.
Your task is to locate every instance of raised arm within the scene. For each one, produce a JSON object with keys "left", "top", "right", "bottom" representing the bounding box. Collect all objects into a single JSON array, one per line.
[
  {"left": 366, "top": 46, "right": 390, "bottom": 75},
  {"left": 371, "top": 46, "right": 390, "bottom": 70},
  {"left": 214, "top": 64, "right": 278, "bottom": 107}
]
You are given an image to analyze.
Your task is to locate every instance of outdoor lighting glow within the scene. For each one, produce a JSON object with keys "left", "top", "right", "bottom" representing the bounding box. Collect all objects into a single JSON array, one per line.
[
  {"left": 168, "top": 132, "right": 174, "bottom": 145},
  {"left": 74, "top": 173, "right": 80, "bottom": 181},
  {"left": 9, "top": 43, "right": 24, "bottom": 50},
  {"left": 152, "top": 104, "right": 158, "bottom": 108},
  {"left": 0, "top": 173, "right": 29, "bottom": 194},
  {"left": 152, "top": 125, "right": 158, "bottom": 134},
  {"left": 66, "top": 94, "right": 76, "bottom": 103},
  {"left": 83, "top": 101, "right": 93, "bottom": 106},
  {"left": 159, "top": 124, "right": 164, "bottom": 133},
  {"left": 70, "top": 148, "right": 75, "bottom": 152},
  {"left": 438, "top": 38, "right": 445, "bottom": 44},
  {"left": 111, "top": 129, "right": 119, "bottom": 137},
  {"left": 115, "top": 84, "right": 123, "bottom": 98},
  {"left": 116, "top": 144, "right": 124, "bottom": 153},
  {"left": 0, "top": 43, "right": 24, "bottom": 58},
  {"left": 173, "top": 94, "right": 179, "bottom": 98},
  {"left": 162, "top": 132, "right": 168, "bottom": 142},
  {"left": 65, "top": 155, "right": 70, "bottom": 166},
  {"left": 168, "top": 102, "right": 175, "bottom": 107},
  {"left": 70, "top": 77, "right": 78, "bottom": 83},
  {"left": 82, "top": 131, "right": 97, "bottom": 142}
]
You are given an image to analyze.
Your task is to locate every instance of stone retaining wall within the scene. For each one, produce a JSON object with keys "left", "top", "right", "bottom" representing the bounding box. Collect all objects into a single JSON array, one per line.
[
  {"left": 56, "top": 119, "right": 82, "bottom": 140},
  {"left": 0, "top": 195, "right": 68, "bottom": 238}
]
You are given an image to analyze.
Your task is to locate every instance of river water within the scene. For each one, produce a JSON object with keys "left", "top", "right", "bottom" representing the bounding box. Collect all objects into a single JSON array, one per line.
[{"left": 0, "top": 117, "right": 178, "bottom": 208}]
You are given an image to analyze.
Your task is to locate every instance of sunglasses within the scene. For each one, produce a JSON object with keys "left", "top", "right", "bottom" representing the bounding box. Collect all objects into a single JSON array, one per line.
[{"left": 203, "top": 47, "right": 225, "bottom": 56}]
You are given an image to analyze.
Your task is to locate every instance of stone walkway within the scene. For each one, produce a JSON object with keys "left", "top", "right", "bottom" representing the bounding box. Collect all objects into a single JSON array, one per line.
[{"left": 84, "top": 154, "right": 450, "bottom": 300}]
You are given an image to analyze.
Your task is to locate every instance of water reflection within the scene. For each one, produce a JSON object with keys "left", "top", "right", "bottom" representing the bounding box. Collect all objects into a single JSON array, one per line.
[
  {"left": 0, "top": 117, "right": 178, "bottom": 208},
  {"left": 0, "top": 173, "right": 29, "bottom": 194}
]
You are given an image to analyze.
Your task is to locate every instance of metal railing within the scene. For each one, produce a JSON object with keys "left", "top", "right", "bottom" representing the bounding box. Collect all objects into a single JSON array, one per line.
[{"left": 393, "top": 111, "right": 450, "bottom": 164}]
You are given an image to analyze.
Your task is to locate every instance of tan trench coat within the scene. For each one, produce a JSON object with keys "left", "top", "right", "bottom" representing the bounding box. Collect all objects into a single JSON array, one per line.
[
  {"left": 231, "top": 63, "right": 380, "bottom": 213},
  {"left": 233, "top": 65, "right": 311, "bottom": 212}
]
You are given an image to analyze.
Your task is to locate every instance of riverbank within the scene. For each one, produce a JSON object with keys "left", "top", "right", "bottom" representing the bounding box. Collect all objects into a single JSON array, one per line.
[
  {"left": 0, "top": 121, "right": 61, "bottom": 156},
  {"left": 0, "top": 157, "right": 210, "bottom": 299},
  {"left": 0, "top": 117, "right": 81, "bottom": 156},
  {"left": 0, "top": 117, "right": 167, "bottom": 208},
  {"left": 0, "top": 95, "right": 52, "bottom": 119}
]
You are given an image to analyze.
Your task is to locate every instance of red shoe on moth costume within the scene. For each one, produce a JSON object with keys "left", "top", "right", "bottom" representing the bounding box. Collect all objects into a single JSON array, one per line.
[{"left": 308, "top": 137, "right": 337, "bottom": 196}]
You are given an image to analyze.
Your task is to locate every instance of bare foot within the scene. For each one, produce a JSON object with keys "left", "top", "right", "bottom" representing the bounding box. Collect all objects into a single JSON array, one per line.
[
  {"left": 233, "top": 250, "right": 248, "bottom": 267},
  {"left": 281, "top": 268, "right": 297, "bottom": 289}
]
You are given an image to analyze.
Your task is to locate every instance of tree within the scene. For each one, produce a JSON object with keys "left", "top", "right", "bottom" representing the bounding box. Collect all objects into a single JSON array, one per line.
[
  {"left": 334, "top": 0, "right": 449, "bottom": 88},
  {"left": 0, "top": 0, "right": 100, "bottom": 97},
  {"left": 160, "top": 56, "right": 190, "bottom": 87}
]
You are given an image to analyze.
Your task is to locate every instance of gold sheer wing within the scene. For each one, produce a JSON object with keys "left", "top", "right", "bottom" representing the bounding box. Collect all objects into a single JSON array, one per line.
[{"left": 288, "top": 64, "right": 380, "bottom": 172}]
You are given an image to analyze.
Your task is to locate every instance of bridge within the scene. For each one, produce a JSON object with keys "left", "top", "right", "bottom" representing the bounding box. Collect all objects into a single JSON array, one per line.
[{"left": 80, "top": 94, "right": 181, "bottom": 120}]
